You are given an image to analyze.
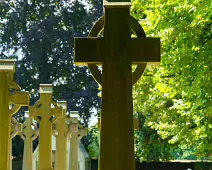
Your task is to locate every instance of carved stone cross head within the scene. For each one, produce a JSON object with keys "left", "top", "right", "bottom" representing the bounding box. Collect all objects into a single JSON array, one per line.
[{"left": 74, "top": 1, "right": 160, "bottom": 86}]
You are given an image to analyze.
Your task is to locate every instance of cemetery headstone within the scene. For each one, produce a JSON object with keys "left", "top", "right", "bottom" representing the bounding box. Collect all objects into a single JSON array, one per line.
[
  {"left": 29, "top": 84, "right": 62, "bottom": 170},
  {"left": 74, "top": 0, "right": 160, "bottom": 169},
  {"left": 20, "top": 111, "right": 39, "bottom": 170},
  {"left": 68, "top": 111, "right": 79, "bottom": 170},
  {"left": 54, "top": 101, "right": 70, "bottom": 170},
  {"left": 0, "top": 59, "right": 29, "bottom": 170},
  {"left": 77, "top": 127, "right": 88, "bottom": 170}
]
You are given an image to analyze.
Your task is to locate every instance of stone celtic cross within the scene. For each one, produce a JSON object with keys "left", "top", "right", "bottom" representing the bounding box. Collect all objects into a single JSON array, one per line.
[
  {"left": 74, "top": 0, "right": 160, "bottom": 170},
  {"left": 21, "top": 111, "right": 39, "bottom": 170},
  {"left": 0, "top": 60, "right": 29, "bottom": 170},
  {"left": 29, "top": 84, "right": 62, "bottom": 170},
  {"left": 54, "top": 101, "right": 69, "bottom": 170},
  {"left": 68, "top": 111, "right": 79, "bottom": 170}
]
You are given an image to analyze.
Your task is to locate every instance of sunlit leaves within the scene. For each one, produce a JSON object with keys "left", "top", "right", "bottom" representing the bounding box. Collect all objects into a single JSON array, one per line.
[{"left": 132, "top": 0, "right": 212, "bottom": 160}]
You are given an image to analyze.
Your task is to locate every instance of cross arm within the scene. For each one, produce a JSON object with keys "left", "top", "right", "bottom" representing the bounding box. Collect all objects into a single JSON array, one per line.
[
  {"left": 127, "top": 37, "right": 160, "bottom": 65},
  {"left": 29, "top": 106, "right": 42, "bottom": 117},
  {"left": 9, "top": 91, "right": 29, "bottom": 106},
  {"left": 78, "top": 128, "right": 88, "bottom": 140},
  {"left": 74, "top": 38, "right": 104, "bottom": 66},
  {"left": 50, "top": 105, "right": 63, "bottom": 123},
  {"left": 51, "top": 105, "right": 63, "bottom": 118},
  {"left": 74, "top": 37, "right": 160, "bottom": 66}
]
